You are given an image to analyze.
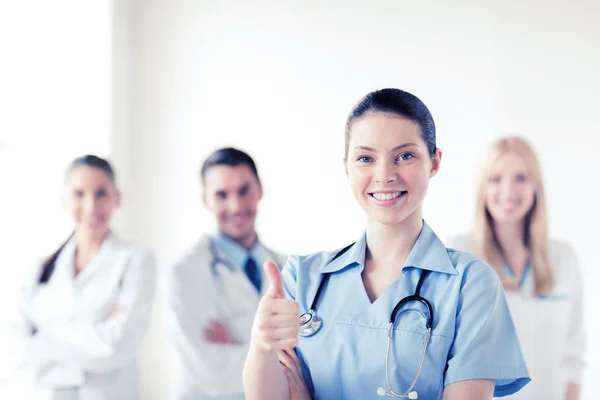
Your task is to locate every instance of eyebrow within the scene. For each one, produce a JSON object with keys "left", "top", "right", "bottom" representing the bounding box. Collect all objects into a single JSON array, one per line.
[
  {"left": 352, "top": 143, "right": 417, "bottom": 152},
  {"left": 214, "top": 181, "right": 252, "bottom": 195}
]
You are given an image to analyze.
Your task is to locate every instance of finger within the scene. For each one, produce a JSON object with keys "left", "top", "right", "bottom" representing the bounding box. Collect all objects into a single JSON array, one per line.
[
  {"left": 262, "top": 326, "right": 299, "bottom": 341},
  {"left": 279, "top": 349, "right": 303, "bottom": 382},
  {"left": 278, "top": 350, "right": 293, "bottom": 369},
  {"left": 258, "top": 313, "right": 299, "bottom": 331},
  {"left": 277, "top": 349, "right": 296, "bottom": 375},
  {"left": 259, "top": 298, "right": 300, "bottom": 316},
  {"left": 264, "top": 260, "right": 284, "bottom": 299},
  {"left": 281, "top": 364, "right": 298, "bottom": 388},
  {"left": 286, "top": 347, "right": 303, "bottom": 370}
]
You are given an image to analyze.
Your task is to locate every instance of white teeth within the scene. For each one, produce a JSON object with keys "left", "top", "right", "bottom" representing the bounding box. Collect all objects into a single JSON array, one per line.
[{"left": 372, "top": 192, "right": 403, "bottom": 201}]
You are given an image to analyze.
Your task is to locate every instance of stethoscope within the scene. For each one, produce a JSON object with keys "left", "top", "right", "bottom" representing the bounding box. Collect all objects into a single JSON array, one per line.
[
  {"left": 297, "top": 243, "right": 433, "bottom": 400},
  {"left": 208, "top": 237, "right": 236, "bottom": 277}
]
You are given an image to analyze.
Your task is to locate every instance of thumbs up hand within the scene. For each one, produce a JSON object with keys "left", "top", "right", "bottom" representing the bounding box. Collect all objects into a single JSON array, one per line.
[
  {"left": 251, "top": 261, "right": 300, "bottom": 353},
  {"left": 264, "top": 260, "right": 286, "bottom": 299}
]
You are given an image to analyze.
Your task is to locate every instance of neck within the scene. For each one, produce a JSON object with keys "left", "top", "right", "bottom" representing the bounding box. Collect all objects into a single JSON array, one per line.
[
  {"left": 74, "top": 230, "right": 108, "bottom": 273},
  {"left": 365, "top": 212, "right": 423, "bottom": 267},
  {"left": 492, "top": 221, "right": 527, "bottom": 254},
  {"left": 232, "top": 230, "right": 258, "bottom": 250}
]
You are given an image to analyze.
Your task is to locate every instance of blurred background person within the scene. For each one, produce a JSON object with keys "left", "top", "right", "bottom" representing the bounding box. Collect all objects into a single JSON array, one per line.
[
  {"left": 6, "top": 155, "right": 157, "bottom": 400},
  {"left": 447, "top": 136, "right": 586, "bottom": 400},
  {"left": 165, "top": 147, "right": 287, "bottom": 400}
]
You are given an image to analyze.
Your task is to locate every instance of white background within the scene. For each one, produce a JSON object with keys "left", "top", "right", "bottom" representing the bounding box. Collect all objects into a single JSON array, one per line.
[{"left": 1, "top": 1, "right": 599, "bottom": 399}]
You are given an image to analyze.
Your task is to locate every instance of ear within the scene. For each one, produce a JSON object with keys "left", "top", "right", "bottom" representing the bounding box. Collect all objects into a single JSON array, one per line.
[
  {"left": 202, "top": 191, "right": 208, "bottom": 208},
  {"left": 257, "top": 183, "right": 263, "bottom": 201},
  {"left": 429, "top": 148, "right": 442, "bottom": 178}
]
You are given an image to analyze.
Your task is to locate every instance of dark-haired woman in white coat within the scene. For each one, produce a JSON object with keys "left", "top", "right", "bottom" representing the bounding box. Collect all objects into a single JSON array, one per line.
[{"left": 7, "top": 155, "right": 156, "bottom": 400}]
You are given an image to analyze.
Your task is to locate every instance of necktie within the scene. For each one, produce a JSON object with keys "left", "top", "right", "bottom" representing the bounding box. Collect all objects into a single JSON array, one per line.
[{"left": 244, "top": 257, "right": 261, "bottom": 292}]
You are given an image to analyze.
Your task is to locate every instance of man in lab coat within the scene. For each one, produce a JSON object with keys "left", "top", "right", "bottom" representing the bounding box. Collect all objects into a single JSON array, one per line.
[{"left": 165, "top": 147, "right": 287, "bottom": 400}]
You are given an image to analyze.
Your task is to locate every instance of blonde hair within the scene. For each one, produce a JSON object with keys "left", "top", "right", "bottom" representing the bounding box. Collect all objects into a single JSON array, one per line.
[{"left": 471, "top": 136, "right": 552, "bottom": 295}]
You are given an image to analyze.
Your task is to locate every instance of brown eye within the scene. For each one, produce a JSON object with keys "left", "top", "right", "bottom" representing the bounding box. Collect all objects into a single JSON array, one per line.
[
  {"left": 216, "top": 191, "right": 227, "bottom": 200},
  {"left": 239, "top": 184, "right": 250, "bottom": 197}
]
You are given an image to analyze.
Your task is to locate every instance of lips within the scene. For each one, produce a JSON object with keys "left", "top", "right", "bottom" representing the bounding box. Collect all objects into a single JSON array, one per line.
[{"left": 370, "top": 191, "right": 407, "bottom": 201}]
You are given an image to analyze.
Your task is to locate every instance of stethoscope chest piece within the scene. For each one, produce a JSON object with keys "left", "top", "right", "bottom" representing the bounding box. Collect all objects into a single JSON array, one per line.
[{"left": 297, "top": 310, "right": 322, "bottom": 337}]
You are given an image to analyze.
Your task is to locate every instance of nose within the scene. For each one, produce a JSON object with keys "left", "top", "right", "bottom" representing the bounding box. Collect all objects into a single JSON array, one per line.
[
  {"left": 227, "top": 194, "right": 244, "bottom": 213},
  {"left": 82, "top": 195, "right": 100, "bottom": 214},
  {"left": 499, "top": 179, "right": 517, "bottom": 199},
  {"left": 374, "top": 159, "right": 397, "bottom": 184}
]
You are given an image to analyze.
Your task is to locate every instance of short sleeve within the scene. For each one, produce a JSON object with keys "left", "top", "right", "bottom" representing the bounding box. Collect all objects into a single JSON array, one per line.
[{"left": 444, "top": 261, "right": 531, "bottom": 397}]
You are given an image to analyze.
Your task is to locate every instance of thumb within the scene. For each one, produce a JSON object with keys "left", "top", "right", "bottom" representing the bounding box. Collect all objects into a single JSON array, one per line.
[{"left": 263, "top": 260, "right": 284, "bottom": 299}]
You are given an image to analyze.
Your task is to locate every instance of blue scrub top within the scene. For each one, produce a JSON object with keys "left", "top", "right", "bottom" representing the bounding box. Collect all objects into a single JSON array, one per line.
[{"left": 282, "top": 221, "right": 530, "bottom": 400}]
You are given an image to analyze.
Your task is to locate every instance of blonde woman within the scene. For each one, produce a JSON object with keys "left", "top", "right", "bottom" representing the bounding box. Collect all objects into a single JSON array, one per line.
[{"left": 447, "top": 136, "right": 586, "bottom": 400}]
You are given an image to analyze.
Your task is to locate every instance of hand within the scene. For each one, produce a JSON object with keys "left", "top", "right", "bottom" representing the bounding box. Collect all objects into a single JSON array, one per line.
[
  {"left": 203, "top": 319, "right": 236, "bottom": 344},
  {"left": 566, "top": 382, "right": 580, "bottom": 400},
  {"left": 251, "top": 260, "right": 300, "bottom": 352},
  {"left": 109, "top": 304, "right": 125, "bottom": 319},
  {"left": 279, "top": 348, "right": 312, "bottom": 400}
]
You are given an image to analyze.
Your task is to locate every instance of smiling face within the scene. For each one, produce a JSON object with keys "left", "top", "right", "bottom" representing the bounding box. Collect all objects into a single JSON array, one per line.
[
  {"left": 203, "top": 164, "right": 263, "bottom": 245},
  {"left": 485, "top": 151, "right": 536, "bottom": 225},
  {"left": 345, "top": 112, "right": 441, "bottom": 227},
  {"left": 64, "top": 165, "right": 120, "bottom": 241}
]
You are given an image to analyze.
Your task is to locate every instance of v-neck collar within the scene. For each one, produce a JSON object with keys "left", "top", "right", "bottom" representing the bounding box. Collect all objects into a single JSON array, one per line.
[{"left": 55, "top": 232, "right": 117, "bottom": 285}]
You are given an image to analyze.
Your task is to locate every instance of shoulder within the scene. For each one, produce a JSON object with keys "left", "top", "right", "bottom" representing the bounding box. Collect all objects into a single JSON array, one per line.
[
  {"left": 168, "top": 235, "right": 212, "bottom": 279},
  {"left": 548, "top": 238, "right": 579, "bottom": 264}
]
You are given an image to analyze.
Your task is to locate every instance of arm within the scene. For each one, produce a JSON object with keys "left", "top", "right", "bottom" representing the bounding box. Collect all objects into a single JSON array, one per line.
[
  {"left": 443, "top": 379, "right": 495, "bottom": 400},
  {"left": 444, "top": 261, "right": 530, "bottom": 398},
  {"left": 563, "top": 243, "right": 586, "bottom": 400},
  {"left": 6, "top": 263, "right": 83, "bottom": 386},
  {"left": 26, "top": 251, "right": 156, "bottom": 373},
  {"left": 165, "top": 260, "right": 252, "bottom": 397}
]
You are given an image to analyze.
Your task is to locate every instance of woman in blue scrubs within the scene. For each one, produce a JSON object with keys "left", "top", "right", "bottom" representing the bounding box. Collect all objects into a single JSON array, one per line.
[{"left": 243, "top": 88, "right": 530, "bottom": 400}]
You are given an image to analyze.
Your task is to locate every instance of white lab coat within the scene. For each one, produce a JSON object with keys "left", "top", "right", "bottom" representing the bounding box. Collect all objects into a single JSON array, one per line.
[
  {"left": 165, "top": 235, "right": 287, "bottom": 400},
  {"left": 446, "top": 235, "right": 586, "bottom": 400},
  {"left": 7, "top": 233, "right": 156, "bottom": 400}
]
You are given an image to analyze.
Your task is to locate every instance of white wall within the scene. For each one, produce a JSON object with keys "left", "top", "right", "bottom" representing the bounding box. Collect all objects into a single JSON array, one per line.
[{"left": 114, "top": 1, "right": 600, "bottom": 399}]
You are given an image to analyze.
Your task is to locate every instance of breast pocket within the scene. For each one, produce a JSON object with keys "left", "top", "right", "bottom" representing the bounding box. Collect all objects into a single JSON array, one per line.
[
  {"left": 334, "top": 309, "right": 451, "bottom": 400},
  {"left": 390, "top": 308, "right": 450, "bottom": 400}
]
